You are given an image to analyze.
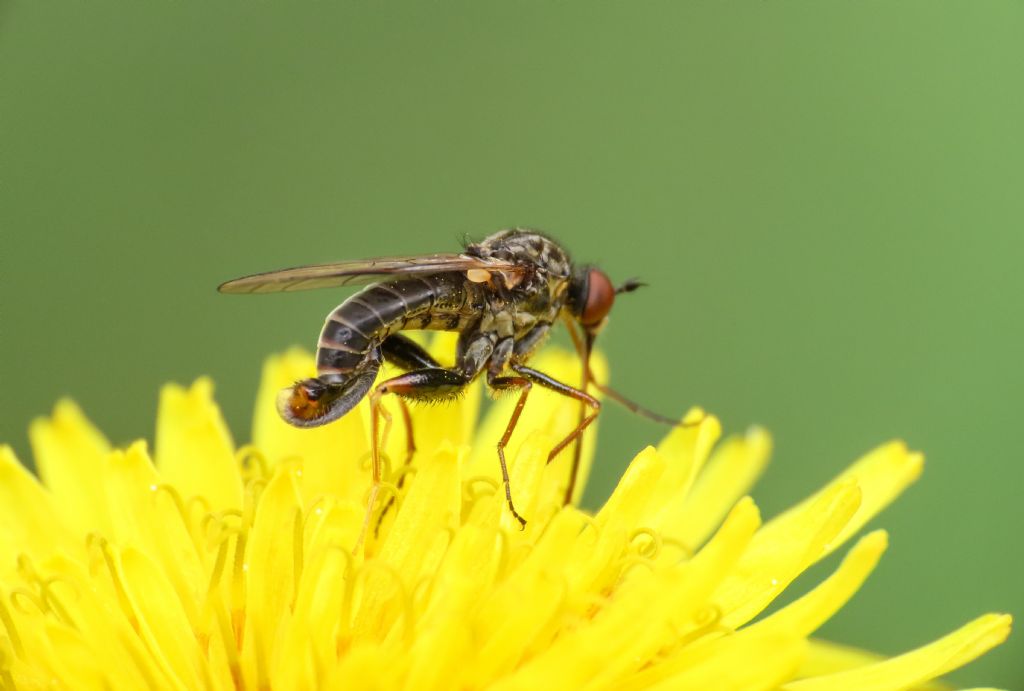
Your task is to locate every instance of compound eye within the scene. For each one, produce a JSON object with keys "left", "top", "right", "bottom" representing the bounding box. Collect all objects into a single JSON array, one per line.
[{"left": 581, "top": 269, "right": 615, "bottom": 327}]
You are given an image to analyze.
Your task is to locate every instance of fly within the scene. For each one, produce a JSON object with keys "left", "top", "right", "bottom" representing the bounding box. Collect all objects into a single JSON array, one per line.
[{"left": 219, "top": 228, "right": 683, "bottom": 541}]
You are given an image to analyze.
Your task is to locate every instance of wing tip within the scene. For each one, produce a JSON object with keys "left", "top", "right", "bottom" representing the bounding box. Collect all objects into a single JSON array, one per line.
[{"left": 216, "top": 279, "right": 248, "bottom": 294}]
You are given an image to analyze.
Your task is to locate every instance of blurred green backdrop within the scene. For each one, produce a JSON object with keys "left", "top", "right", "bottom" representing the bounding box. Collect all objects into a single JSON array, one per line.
[{"left": 1, "top": 1, "right": 1021, "bottom": 686}]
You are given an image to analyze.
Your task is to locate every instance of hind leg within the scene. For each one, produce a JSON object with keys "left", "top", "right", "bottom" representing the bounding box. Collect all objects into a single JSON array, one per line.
[
  {"left": 375, "top": 332, "right": 491, "bottom": 476},
  {"left": 357, "top": 335, "right": 494, "bottom": 551},
  {"left": 357, "top": 366, "right": 474, "bottom": 552},
  {"left": 381, "top": 333, "right": 444, "bottom": 371},
  {"left": 378, "top": 334, "right": 447, "bottom": 472},
  {"left": 372, "top": 335, "right": 448, "bottom": 532}
]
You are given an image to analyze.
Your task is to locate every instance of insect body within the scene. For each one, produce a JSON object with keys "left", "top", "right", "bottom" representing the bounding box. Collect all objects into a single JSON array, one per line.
[{"left": 220, "top": 228, "right": 634, "bottom": 533}]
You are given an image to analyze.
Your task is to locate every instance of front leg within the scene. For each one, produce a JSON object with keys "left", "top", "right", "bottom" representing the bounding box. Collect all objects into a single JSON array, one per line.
[
  {"left": 486, "top": 370, "right": 532, "bottom": 528},
  {"left": 485, "top": 337, "right": 533, "bottom": 528},
  {"left": 511, "top": 364, "right": 601, "bottom": 505}
]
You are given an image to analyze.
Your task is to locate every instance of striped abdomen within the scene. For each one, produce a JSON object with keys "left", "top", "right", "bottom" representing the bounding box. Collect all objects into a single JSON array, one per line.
[
  {"left": 281, "top": 274, "right": 483, "bottom": 428},
  {"left": 315, "top": 273, "right": 482, "bottom": 381}
]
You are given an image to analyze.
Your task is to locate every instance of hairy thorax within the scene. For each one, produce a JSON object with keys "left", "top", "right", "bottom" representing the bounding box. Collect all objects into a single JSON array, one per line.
[{"left": 465, "top": 229, "right": 573, "bottom": 341}]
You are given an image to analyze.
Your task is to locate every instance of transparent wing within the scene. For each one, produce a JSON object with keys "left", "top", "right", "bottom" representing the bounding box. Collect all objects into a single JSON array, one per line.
[{"left": 217, "top": 253, "right": 525, "bottom": 294}]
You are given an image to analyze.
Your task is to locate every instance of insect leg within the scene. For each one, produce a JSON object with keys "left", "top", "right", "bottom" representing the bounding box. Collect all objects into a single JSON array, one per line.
[
  {"left": 379, "top": 334, "right": 443, "bottom": 479},
  {"left": 372, "top": 336, "right": 435, "bottom": 535},
  {"left": 560, "top": 313, "right": 702, "bottom": 428},
  {"left": 377, "top": 333, "right": 453, "bottom": 476},
  {"left": 511, "top": 323, "right": 551, "bottom": 361},
  {"left": 358, "top": 366, "right": 475, "bottom": 550},
  {"left": 366, "top": 395, "right": 417, "bottom": 539},
  {"left": 485, "top": 372, "right": 532, "bottom": 529},
  {"left": 510, "top": 364, "right": 601, "bottom": 505},
  {"left": 380, "top": 333, "right": 445, "bottom": 371}
]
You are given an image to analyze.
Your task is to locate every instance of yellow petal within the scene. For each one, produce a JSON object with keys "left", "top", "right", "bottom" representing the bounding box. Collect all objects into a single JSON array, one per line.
[
  {"left": 29, "top": 400, "right": 113, "bottom": 536},
  {"left": 471, "top": 562, "right": 565, "bottom": 685},
  {"left": 460, "top": 429, "right": 552, "bottom": 535},
  {"left": 797, "top": 639, "right": 951, "bottom": 690},
  {"left": 799, "top": 637, "right": 887, "bottom": 676},
  {"left": 668, "top": 426, "right": 771, "bottom": 550},
  {"left": 0, "top": 446, "right": 77, "bottom": 572},
  {"left": 39, "top": 551, "right": 168, "bottom": 689},
  {"left": 715, "top": 480, "right": 862, "bottom": 628},
  {"left": 685, "top": 496, "right": 764, "bottom": 597},
  {"left": 784, "top": 614, "right": 1012, "bottom": 691},
  {"left": 155, "top": 378, "right": 242, "bottom": 511},
  {"left": 242, "top": 463, "right": 303, "bottom": 685},
  {"left": 421, "top": 523, "right": 503, "bottom": 632},
  {"left": 402, "top": 614, "right": 472, "bottom": 691},
  {"left": 495, "top": 569, "right": 663, "bottom": 690},
  {"left": 648, "top": 631, "right": 807, "bottom": 691},
  {"left": 471, "top": 505, "right": 614, "bottom": 687},
  {"left": 651, "top": 408, "right": 722, "bottom": 513},
  {"left": 504, "top": 430, "right": 555, "bottom": 533},
  {"left": 102, "top": 442, "right": 163, "bottom": 547},
  {"left": 322, "top": 644, "right": 401, "bottom": 690},
  {"left": 520, "top": 499, "right": 761, "bottom": 691},
  {"left": 35, "top": 622, "right": 151, "bottom": 690},
  {"left": 598, "top": 444, "right": 666, "bottom": 523},
  {"left": 276, "top": 499, "right": 362, "bottom": 688},
  {"left": 119, "top": 547, "right": 206, "bottom": 689},
  {"left": 467, "top": 509, "right": 591, "bottom": 684},
  {"left": 561, "top": 446, "right": 668, "bottom": 594},
  {"left": 351, "top": 445, "right": 461, "bottom": 641},
  {"left": 252, "top": 349, "right": 370, "bottom": 506},
  {"left": 103, "top": 442, "right": 205, "bottom": 627},
  {"left": 3, "top": 348, "right": 1012, "bottom": 690},
  {"left": 772, "top": 440, "right": 923, "bottom": 562},
  {"left": 616, "top": 498, "right": 763, "bottom": 690},
  {"left": 713, "top": 441, "right": 921, "bottom": 629},
  {"left": 744, "top": 530, "right": 887, "bottom": 638}
]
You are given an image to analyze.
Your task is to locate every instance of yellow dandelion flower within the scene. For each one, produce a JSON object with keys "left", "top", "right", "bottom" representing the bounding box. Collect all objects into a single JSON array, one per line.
[{"left": 0, "top": 337, "right": 1011, "bottom": 690}]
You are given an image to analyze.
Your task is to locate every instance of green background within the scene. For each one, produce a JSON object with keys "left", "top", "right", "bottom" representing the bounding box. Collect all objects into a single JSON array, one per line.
[{"left": 1, "top": 2, "right": 1021, "bottom": 686}]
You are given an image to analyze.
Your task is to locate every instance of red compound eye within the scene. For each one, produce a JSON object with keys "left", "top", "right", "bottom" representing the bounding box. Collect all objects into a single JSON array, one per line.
[{"left": 581, "top": 268, "right": 615, "bottom": 327}]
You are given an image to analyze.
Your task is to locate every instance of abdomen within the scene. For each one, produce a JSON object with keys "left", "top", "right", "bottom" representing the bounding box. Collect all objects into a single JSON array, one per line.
[{"left": 315, "top": 274, "right": 481, "bottom": 381}]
